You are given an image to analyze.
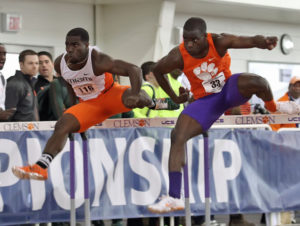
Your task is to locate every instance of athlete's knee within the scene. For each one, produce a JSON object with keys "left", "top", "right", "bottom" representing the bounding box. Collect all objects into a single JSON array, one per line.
[
  {"left": 170, "top": 128, "right": 187, "bottom": 145},
  {"left": 54, "top": 120, "right": 71, "bottom": 135},
  {"left": 54, "top": 114, "right": 80, "bottom": 135},
  {"left": 170, "top": 129, "right": 176, "bottom": 142},
  {"left": 240, "top": 73, "right": 270, "bottom": 93}
]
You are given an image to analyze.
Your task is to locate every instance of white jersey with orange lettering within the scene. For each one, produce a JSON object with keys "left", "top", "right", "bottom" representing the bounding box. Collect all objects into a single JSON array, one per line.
[{"left": 60, "top": 46, "right": 113, "bottom": 101}]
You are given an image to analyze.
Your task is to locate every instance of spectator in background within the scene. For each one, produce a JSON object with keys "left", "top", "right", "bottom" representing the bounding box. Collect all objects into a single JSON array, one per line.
[
  {"left": 133, "top": 61, "right": 160, "bottom": 118},
  {"left": 36, "top": 51, "right": 59, "bottom": 120},
  {"left": 5, "top": 49, "right": 39, "bottom": 121},
  {"left": 271, "top": 76, "right": 300, "bottom": 131},
  {"left": 133, "top": 61, "right": 183, "bottom": 119},
  {"left": 37, "top": 76, "right": 77, "bottom": 121},
  {"left": 34, "top": 51, "right": 56, "bottom": 94},
  {"left": 0, "top": 43, "right": 16, "bottom": 121}
]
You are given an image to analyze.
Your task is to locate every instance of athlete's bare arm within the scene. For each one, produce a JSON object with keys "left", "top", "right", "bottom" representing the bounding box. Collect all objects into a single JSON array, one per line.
[
  {"left": 54, "top": 54, "right": 63, "bottom": 76},
  {"left": 53, "top": 54, "right": 77, "bottom": 104},
  {"left": 153, "top": 47, "right": 188, "bottom": 104},
  {"left": 91, "top": 50, "right": 142, "bottom": 95},
  {"left": 213, "top": 33, "right": 278, "bottom": 57}
]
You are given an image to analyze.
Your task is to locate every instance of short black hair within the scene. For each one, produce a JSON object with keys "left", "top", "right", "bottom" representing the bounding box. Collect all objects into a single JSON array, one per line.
[
  {"left": 38, "top": 51, "right": 53, "bottom": 61},
  {"left": 0, "top": 43, "right": 5, "bottom": 51},
  {"left": 66, "top": 27, "right": 89, "bottom": 42},
  {"left": 141, "top": 61, "right": 155, "bottom": 81},
  {"left": 183, "top": 17, "right": 207, "bottom": 34},
  {"left": 19, "top": 49, "right": 38, "bottom": 63}
]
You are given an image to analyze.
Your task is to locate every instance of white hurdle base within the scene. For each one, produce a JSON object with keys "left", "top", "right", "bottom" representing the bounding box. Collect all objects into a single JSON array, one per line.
[
  {"left": 266, "top": 212, "right": 281, "bottom": 226},
  {"left": 159, "top": 216, "right": 175, "bottom": 226}
]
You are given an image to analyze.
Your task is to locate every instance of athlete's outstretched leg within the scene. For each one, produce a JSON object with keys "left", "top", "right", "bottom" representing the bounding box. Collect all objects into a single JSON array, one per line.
[
  {"left": 168, "top": 114, "right": 203, "bottom": 196},
  {"left": 237, "top": 73, "right": 273, "bottom": 99},
  {"left": 237, "top": 73, "right": 300, "bottom": 114},
  {"left": 43, "top": 113, "right": 80, "bottom": 156},
  {"left": 12, "top": 113, "right": 80, "bottom": 180},
  {"left": 148, "top": 113, "right": 203, "bottom": 213}
]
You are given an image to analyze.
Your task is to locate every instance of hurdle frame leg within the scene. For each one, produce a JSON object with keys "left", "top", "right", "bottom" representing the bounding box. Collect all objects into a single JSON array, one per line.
[
  {"left": 159, "top": 216, "right": 164, "bottom": 226},
  {"left": 69, "top": 134, "right": 76, "bottom": 226},
  {"left": 203, "top": 132, "right": 211, "bottom": 226},
  {"left": 170, "top": 216, "right": 175, "bottom": 226},
  {"left": 81, "top": 132, "right": 91, "bottom": 226},
  {"left": 183, "top": 143, "right": 192, "bottom": 226}
]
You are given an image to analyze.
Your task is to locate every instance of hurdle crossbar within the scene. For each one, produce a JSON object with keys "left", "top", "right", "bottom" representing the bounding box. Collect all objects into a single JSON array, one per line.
[{"left": 1, "top": 114, "right": 298, "bottom": 132}]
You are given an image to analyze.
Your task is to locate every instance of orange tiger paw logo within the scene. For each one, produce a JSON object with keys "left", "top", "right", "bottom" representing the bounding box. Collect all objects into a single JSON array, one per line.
[{"left": 193, "top": 62, "right": 219, "bottom": 80}]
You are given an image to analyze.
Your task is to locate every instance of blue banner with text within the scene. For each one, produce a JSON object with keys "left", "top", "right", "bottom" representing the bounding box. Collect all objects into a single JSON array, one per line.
[{"left": 0, "top": 128, "right": 300, "bottom": 225}]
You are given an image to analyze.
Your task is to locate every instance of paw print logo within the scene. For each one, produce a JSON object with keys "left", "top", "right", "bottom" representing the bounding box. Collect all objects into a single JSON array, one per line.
[
  {"left": 193, "top": 62, "right": 219, "bottom": 81},
  {"left": 262, "top": 116, "right": 270, "bottom": 124},
  {"left": 138, "top": 119, "right": 146, "bottom": 127},
  {"left": 27, "top": 123, "right": 35, "bottom": 130}
]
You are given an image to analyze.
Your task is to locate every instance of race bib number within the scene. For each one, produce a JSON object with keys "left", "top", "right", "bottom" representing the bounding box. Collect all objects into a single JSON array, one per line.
[
  {"left": 202, "top": 72, "right": 225, "bottom": 93},
  {"left": 74, "top": 83, "right": 99, "bottom": 96}
]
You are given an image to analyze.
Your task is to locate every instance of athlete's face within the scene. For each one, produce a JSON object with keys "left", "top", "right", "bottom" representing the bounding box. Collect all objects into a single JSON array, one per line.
[
  {"left": 65, "top": 35, "right": 89, "bottom": 64},
  {"left": 0, "top": 45, "right": 6, "bottom": 70},
  {"left": 183, "top": 29, "right": 207, "bottom": 56}
]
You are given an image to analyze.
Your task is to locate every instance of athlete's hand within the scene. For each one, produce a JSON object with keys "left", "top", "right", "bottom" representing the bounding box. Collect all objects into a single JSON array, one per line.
[
  {"left": 124, "top": 94, "right": 140, "bottom": 108},
  {"left": 265, "top": 36, "right": 278, "bottom": 50},
  {"left": 173, "top": 87, "right": 189, "bottom": 104},
  {"left": 255, "top": 36, "right": 278, "bottom": 50}
]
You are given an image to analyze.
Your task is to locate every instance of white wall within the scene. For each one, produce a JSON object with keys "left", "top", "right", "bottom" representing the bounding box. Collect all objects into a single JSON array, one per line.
[
  {"left": 101, "top": 1, "right": 161, "bottom": 65},
  {"left": 174, "top": 13, "right": 300, "bottom": 74},
  {"left": 1, "top": 0, "right": 300, "bottom": 81},
  {"left": 0, "top": 0, "right": 94, "bottom": 58},
  {"left": 98, "top": 1, "right": 162, "bottom": 84}
]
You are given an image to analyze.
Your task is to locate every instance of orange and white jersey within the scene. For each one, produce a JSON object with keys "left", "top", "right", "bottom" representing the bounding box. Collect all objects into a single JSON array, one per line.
[
  {"left": 60, "top": 46, "right": 113, "bottom": 101},
  {"left": 179, "top": 33, "right": 232, "bottom": 100}
]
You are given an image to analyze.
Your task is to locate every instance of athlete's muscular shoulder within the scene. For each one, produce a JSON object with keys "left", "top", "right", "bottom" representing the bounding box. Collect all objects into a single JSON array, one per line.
[
  {"left": 54, "top": 54, "right": 64, "bottom": 76},
  {"left": 91, "top": 49, "right": 114, "bottom": 75},
  {"left": 170, "top": 46, "right": 184, "bottom": 68},
  {"left": 211, "top": 33, "right": 231, "bottom": 57},
  {"left": 155, "top": 46, "right": 184, "bottom": 74}
]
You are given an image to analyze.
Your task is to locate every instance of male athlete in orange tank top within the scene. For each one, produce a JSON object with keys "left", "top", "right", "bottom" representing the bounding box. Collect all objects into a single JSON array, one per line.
[
  {"left": 147, "top": 17, "right": 300, "bottom": 213},
  {"left": 179, "top": 33, "right": 232, "bottom": 99}
]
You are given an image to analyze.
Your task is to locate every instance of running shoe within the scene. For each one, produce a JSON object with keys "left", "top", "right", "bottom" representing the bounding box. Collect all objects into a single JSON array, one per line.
[
  {"left": 12, "top": 164, "right": 48, "bottom": 180},
  {"left": 148, "top": 196, "right": 184, "bottom": 213}
]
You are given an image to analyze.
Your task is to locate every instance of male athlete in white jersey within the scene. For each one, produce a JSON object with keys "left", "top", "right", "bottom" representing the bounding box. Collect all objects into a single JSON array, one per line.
[{"left": 12, "top": 27, "right": 162, "bottom": 180}]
